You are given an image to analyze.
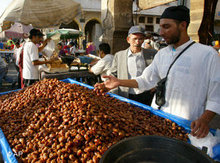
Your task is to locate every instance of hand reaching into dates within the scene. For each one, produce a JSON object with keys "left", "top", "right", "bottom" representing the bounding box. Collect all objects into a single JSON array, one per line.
[
  {"left": 94, "top": 75, "right": 120, "bottom": 91},
  {"left": 94, "top": 83, "right": 109, "bottom": 95}
]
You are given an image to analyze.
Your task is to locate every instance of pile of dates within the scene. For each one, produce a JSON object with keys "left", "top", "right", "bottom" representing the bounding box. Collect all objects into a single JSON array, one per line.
[{"left": 0, "top": 79, "right": 188, "bottom": 162}]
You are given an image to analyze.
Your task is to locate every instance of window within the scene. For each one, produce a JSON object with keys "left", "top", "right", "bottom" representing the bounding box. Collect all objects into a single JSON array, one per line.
[
  {"left": 145, "top": 25, "right": 154, "bottom": 32},
  {"left": 147, "top": 17, "right": 153, "bottom": 24},
  {"left": 139, "top": 16, "right": 145, "bottom": 23},
  {"left": 156, "top": 18, "right": 160, "bottom": 24}
]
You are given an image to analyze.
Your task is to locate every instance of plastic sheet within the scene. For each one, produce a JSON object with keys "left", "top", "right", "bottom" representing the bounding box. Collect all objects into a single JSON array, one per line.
[
  {"left": 0, "top": 78, "right": 216, "bottom": 162},
  {"left": 0, "top": 129, "right": 17, "bottom": 163},
  {"left": 213, "top": 143, "right": 220, "bottom": 161}
]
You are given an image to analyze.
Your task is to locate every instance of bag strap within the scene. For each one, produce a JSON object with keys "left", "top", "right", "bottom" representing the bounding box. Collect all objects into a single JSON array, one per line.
[{"left": 165, "top": 41, "right": 195, "bottom": 77}]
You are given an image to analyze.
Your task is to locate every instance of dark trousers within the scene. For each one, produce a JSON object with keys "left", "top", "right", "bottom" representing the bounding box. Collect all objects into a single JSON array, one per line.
[
  {"left": 129, "top": 90, "right": 154, "bottom": 106},
  {"left": 23, "top": 79, "right": 39, "bottom": 87}
]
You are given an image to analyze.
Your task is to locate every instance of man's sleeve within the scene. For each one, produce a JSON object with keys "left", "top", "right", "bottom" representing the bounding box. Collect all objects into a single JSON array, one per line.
[
  {"left": 107, "top": 53, "right": 118, "bottom": 77},
  {"left": 205, "top": 50, "right": 220, "bottom": 115},
  {"left": 91, "top": 60, "right": 105, "bottom": 75},
  {"left": 135, "top": 52, "right": 161, "bottom": 91},
  {"left": 30, "top": 45, "right": 39, "bottom": 62}
]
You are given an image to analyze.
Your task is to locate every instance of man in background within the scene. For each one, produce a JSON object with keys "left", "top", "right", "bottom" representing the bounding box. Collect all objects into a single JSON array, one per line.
[
  {"left": 108, "top": 26, "right": 157, "bottom": 105},
  {"left": 90, "top": 43, "right": 114, "bottom": 81},
  {"left": 23, "top": 29, "right": 53, "bottom": 87}
]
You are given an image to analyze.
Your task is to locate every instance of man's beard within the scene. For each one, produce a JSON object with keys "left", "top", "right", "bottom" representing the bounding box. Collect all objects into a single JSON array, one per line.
[{"left": 166, "top": 29, "right": 181, "bottom": 45}]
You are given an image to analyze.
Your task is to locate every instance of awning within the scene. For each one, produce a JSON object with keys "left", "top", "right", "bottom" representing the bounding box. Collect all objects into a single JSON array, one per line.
[
  {"left": 0, "top": 0, "right": 81, "bottom": 30},
  {"left": 138, "top": 0, "right": 176, "bottom": 10}
]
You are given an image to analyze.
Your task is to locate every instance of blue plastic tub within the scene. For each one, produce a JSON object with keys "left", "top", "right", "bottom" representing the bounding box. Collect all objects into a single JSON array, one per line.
[{"left": 0, "top": 78, "right": 215, "bottom": 162}]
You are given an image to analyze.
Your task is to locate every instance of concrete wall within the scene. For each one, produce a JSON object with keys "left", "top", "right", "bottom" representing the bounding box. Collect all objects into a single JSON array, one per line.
[{"left": 94, "top": 23, "right": 102, "bottom": 48}]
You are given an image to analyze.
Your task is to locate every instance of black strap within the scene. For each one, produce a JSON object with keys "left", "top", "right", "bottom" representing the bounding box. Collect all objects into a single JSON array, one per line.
[
  {"left": 156, "top": 41, "right": 195, "bottom": 109},
  {"left": 165, "top": 41, "right": 195, "bottom": 77}
]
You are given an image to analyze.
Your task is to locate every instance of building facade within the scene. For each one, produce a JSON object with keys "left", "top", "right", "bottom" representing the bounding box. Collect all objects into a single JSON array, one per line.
[
  {"left": 61, "top": 0, "right": 177, "bottom": 49},
  {"left": 133, "top": 1, "right": 178, "bottom": 33},
  {"left": 59, "top": 0, "right": 102, "bottom": 49},
  {"left": 58, "top": 0, "right": 220, "bottom": 48}
]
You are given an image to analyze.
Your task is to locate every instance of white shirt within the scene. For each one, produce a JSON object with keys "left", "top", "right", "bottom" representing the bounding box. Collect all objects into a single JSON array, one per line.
[
  {"left": 42, "top": 40, "right": 55, "bottom": 59},
  {"left": 127, "top": 49, "right": 146, "bottom": 94},
  {"left": 23, "top": 42, "right": 39, "bottom": 79},
  {"left": 14, "top": 47, "right": 22, "bottom": 66},
  {"left": 135, "top": 39, "right": 220, "bottom": 121},
  {"left": 91, "top": 54, "right": 114, "bottom": 81}
]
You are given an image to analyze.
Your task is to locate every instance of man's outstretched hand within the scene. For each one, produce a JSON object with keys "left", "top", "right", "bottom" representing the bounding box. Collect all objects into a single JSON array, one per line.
[{"left": 94, "top": 76, "right": 120, "bottom": 92}]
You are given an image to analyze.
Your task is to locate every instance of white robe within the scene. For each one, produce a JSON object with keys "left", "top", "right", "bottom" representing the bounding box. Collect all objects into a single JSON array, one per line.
[{"left": 136, "top": 39, "right": 220, "bottom": 121}]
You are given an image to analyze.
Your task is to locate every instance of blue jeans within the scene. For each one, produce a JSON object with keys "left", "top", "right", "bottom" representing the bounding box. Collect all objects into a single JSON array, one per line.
[{"left": 0, "top": 67, "right": 13, "bottom": 87}]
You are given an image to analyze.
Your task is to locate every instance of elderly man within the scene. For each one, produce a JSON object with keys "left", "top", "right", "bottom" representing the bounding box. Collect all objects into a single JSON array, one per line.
[
  {"left": 108, "top": 25, "right": 157, "bottom": 105},
  {"left": 95, "top": 6, "right": 220, "bottom": 138}
]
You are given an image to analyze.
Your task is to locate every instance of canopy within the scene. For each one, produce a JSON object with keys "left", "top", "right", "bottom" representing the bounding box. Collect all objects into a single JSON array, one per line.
[
  {"left": 47, "top": 29, "right": 83, "bottom": 39},
  {"left": 0, "top": 0, "right": 81, "bottom": 30},
  {"left": 1, "top": 22, "right": 33, "bottom": 38}
]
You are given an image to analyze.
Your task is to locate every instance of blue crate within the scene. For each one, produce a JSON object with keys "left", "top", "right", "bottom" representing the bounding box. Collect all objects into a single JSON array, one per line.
[{"left": 0, "top": 78, "right": 216, "bottom": 162}]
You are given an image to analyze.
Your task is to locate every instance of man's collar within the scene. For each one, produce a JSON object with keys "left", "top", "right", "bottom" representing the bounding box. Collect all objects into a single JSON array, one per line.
[
  {"left": 128, "top": 48, "right": 142, "bottom": 57},
  {"left": 168, "top": 38, "right": 194, "bottom": 52}
]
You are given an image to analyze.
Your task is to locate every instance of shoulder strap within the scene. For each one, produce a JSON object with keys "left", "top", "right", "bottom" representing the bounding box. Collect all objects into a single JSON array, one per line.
[{"left": 166, "top": 41, "right": 195, "bottom": 77}]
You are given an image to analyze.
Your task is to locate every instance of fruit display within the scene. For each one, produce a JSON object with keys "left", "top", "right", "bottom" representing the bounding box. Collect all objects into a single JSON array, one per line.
[{"left": 0, "top": 79, "right": 188, "bottom": 162}]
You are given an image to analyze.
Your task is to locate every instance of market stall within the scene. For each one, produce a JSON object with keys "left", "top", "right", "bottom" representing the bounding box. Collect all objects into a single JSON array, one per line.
[
  {"left": 39, "top": 57, "right": 101, "bottom": 85},
  {"left": 47, "top": 29, "right": 83, "bottom": 40},
  {"left": 0, "top": 78, "right": 217, "bottom": 162}
]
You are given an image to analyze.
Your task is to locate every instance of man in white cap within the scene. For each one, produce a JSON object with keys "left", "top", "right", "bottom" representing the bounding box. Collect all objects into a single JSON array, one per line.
[{"left": 95, "top": 6, "right": 220, "bottom": 138}]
